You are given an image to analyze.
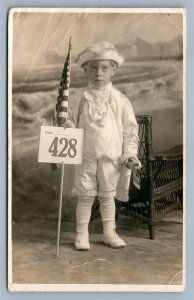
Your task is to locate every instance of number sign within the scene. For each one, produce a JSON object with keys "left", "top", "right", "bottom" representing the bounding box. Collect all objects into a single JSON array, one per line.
[{"left": 38, "top": 126, "right": 84, "bottom": 164}]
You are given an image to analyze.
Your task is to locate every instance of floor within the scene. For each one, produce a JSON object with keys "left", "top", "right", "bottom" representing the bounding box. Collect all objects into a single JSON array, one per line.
[{"left": 10, "top": 209, "right": 183, "bottom": 291}]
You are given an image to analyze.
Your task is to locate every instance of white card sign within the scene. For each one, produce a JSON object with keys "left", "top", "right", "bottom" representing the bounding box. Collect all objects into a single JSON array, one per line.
[{"left": 38, "top": 126, "right": 84, "bottom": 165}]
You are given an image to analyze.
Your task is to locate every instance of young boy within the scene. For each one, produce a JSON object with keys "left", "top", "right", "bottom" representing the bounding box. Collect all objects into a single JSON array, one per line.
[{"left": 68, "top": 42, "right": 140, "bottom": 250}]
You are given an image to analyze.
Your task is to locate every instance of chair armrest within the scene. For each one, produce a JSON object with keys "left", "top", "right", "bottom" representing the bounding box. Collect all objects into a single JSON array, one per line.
[
  {"left": 151, "top": 149, "right": 183, "bottom": 189},
  {"left": 154, "top": 146, "right": 183, "bottom": 161},
  {"left": 154, "top": 153, "right": 183, "bottom": 161}
]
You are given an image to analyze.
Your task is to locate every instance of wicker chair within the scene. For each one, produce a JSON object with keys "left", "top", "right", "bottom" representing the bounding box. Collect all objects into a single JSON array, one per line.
[{"left": 115, "top": 115, "right": 183, "bottom": 239}]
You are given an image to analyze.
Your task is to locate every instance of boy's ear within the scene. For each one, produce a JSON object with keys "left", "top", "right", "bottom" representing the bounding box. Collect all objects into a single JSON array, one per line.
[{"left": 111, "top": 66, "right": 116, "bottom": 76}]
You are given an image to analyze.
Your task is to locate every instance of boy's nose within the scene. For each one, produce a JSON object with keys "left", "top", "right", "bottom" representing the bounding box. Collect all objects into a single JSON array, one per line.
[{"left": 96, "top": 68, "right": 103, "bottom": 76}]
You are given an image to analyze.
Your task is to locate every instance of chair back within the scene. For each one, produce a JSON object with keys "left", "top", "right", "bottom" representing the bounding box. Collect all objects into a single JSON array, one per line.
[{"left": 136, "top": 115, "right": 153, "bottom": 180}]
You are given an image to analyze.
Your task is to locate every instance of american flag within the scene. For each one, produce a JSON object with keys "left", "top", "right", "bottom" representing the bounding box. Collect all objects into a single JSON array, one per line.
[
  {"left": 51, "top": 38, "right": 72, "bottom": 171},
  {"left": 53, "top": 37, "right": 72, "bottom": 127}
]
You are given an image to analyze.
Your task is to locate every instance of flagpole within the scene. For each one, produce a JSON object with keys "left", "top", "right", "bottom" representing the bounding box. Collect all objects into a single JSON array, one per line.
[
  {"left": 56, "top": 161, "right": 65, "bottom": 257},
  {"left": 56, "top": 37, "right": 72, "bottom": 257}
]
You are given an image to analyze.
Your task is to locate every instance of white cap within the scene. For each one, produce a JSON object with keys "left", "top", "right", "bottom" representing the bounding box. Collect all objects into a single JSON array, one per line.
[{"left": 75, "top": 42, "right": 124, "bottom": 68}]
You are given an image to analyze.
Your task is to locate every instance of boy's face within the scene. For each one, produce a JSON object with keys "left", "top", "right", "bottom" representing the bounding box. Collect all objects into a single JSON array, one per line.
[{"left": 84, "top": 60, "right": 116, "bottom": 89}]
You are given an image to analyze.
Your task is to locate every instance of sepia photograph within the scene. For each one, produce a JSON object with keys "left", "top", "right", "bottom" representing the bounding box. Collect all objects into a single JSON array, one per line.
[{"left": 8, "top": 8, "right": 185, "bottom": 292}]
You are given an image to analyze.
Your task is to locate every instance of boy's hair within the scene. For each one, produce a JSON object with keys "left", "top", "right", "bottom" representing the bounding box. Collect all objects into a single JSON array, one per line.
[{"left": 110, "top": 60, "right": 118, "bottom": 68}]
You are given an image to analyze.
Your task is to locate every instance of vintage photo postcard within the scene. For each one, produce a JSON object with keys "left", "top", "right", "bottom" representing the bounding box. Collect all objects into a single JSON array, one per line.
[{"left": 8, "top": 7, "right": 185, "bottom": 292}]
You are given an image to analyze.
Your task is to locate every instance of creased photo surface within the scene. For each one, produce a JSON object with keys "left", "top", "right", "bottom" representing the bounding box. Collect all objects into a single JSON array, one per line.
[{"left": 8, "top": 8, "right": 185, "bottom": 292}]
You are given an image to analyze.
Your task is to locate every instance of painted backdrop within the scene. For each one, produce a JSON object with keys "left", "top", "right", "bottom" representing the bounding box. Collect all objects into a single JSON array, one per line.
[{"left": 11, "top": 10, "right": 183, "bottom": 221}]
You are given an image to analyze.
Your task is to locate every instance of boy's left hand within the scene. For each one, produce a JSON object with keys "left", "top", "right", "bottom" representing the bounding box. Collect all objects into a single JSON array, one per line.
[{"left": 125, "top": 157, "right": 140, "bottom": 169}]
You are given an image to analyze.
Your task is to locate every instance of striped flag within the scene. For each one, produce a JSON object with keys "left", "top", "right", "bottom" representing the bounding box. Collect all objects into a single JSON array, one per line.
[
  {"left": 53, "top": 37, "right": 72, "bottom": 127},
  {"left": 51, "top": 38, "right": 72, "bottom": 171}
]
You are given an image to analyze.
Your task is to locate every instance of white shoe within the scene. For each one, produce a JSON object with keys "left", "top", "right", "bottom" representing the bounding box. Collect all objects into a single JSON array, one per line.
[
  {"left": 75, "top": 223, "right": 90, "bottom": 250},
  {"left": 75, "top": 235, "right": 90, "bottom": 251},
  {"left": 103, "top": 221, "right": 126, "bottom": 248},
  {"left": 103, "top": 232, "right": 126, "bottom": 248}
]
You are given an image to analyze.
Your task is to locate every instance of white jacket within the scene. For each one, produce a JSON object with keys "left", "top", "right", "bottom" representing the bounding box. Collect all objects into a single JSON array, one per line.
[{"left": 68, "top": 83, "right": 140, "bottom": 201}]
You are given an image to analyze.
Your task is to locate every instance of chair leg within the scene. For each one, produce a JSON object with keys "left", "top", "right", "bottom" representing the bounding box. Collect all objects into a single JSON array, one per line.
[
  {"left": 178, "top": 190, "right": 183, "bottom": 212},
  {"left": 115, "top": 202, "right": 120, "bottom": 221},
  {"left": 149, "top": 224, "right": 155, "bottom": 240}
]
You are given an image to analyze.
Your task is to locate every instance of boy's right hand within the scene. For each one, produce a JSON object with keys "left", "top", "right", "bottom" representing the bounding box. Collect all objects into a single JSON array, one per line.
[{"left": 63, "top": 118, "right": 75, "bottom": 128}]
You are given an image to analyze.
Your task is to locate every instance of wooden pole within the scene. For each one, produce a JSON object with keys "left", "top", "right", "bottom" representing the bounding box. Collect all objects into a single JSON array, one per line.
[
  {"left": 56, "top": 37, "right": 72, "bottom": 257},
  {"left": 56, "top": 161, "right": 65, "bottom": 257}
]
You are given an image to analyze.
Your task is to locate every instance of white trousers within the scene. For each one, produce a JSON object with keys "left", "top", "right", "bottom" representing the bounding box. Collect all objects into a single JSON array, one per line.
[{"left": 73, "top": 157, "right": 121, "bottom": 198}]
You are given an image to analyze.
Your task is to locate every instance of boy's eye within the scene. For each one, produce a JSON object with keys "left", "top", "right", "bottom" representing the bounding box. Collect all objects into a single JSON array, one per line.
[
  {"left": 90, "top": 66, "right": 97, "bottom": 71},
  {"left": 90, "top": 66, "right": 108, "bottom": 71}
]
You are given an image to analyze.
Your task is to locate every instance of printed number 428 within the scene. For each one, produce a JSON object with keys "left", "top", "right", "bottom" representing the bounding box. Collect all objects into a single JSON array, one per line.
[{"left": 49, "top": 137, "right": 77, "bottom": 158}]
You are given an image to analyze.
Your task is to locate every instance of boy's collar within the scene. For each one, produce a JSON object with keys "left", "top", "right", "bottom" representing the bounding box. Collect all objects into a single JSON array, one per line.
[{"left": 88, "top": 82, "right": 112, "bottom": 92}]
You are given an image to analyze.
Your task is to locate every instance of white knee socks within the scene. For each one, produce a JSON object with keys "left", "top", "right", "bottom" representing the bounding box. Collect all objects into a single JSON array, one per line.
[
  {"left": 98, "top": 196, "right": 116, "bottom": 235},
  {"left": 75, "top": 196, "right": 95, "bottom": 250},
  {"left": 98, "top": 196, "right": 115, "bottom": 222},
  {"left": 76, "top": 196, "right": 95, "bottom": 225}
]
